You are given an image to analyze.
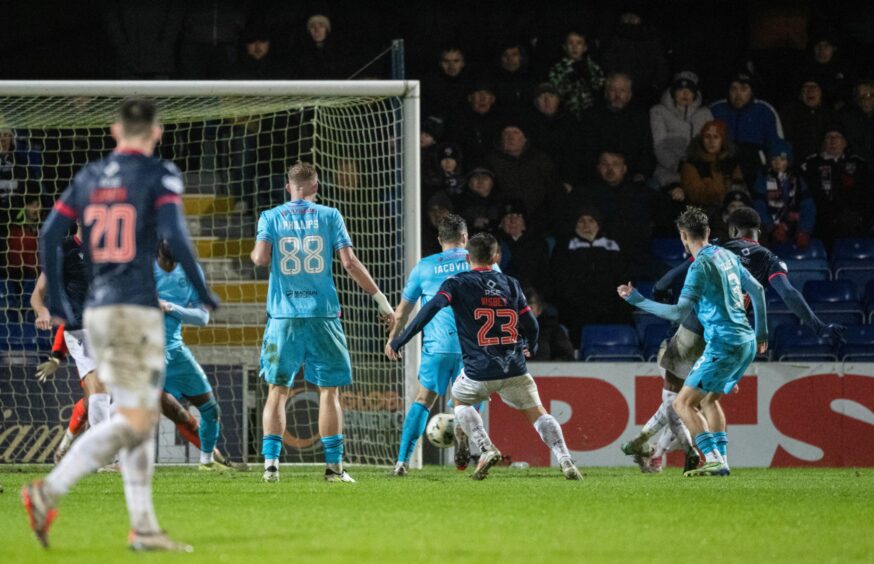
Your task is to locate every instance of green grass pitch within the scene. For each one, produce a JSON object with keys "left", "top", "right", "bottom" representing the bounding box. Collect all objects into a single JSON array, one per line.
[{"left": 1, "top": 466, "right": 873, "bottom": 563}]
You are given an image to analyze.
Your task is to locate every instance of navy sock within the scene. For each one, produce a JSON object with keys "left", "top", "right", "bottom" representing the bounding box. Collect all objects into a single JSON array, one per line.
[{"left": 397, "top": 402, "right": 430, "bottom": 463}]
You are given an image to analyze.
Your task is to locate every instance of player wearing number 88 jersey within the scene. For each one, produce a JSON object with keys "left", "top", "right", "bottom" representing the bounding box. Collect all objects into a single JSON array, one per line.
[{"left": 251, "top": 162, "right": 394, "bottom": 483}]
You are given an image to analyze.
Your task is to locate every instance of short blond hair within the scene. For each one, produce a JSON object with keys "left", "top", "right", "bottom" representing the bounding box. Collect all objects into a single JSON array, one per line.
[{"left": 288, "top": 162, "right": 317, "bottom": 186}]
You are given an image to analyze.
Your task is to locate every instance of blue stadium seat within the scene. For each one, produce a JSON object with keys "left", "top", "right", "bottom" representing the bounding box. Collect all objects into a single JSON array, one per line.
[
  {"left": 643, "top": 323, "right": 673, "bottom": 361},
  {"left": 635, "top": 281, "right": 655, "bottom": 300},
  {"left": 772, "top": 325, "right": 836, "bottom": 361},
  {"left": 21, "top": 278, "right": 37, "bottom": 300},
  {"left": 650, "top": 238, "right": 687, "bottom": 267},
  {"left": 786, "top": 268, "right": 829, "bottom": 291},
  {"left": 767, "top": 312, "right": 799, "bottom": 336},
  {"left": 833, "top": 266, "right": 874, "bottom": 292},
  {"left": 815, "top": 310, "right": 865, "bottom": 327},
  {"left": 6, "top": 323, "right": 40, "bottom": 351},
  {"left": 839, "top": 326, "right": 874, "bottom": 361},
  {"left": 580, "top": 324, "right": 643, "bottom": 362},
  {"left": 803, "top": 280, "right": 859, "bottom": 306},
  {"left": 773, "top": 238, "right": 828, "bottom": 261},
  {"left": 833, "top": 238, "right": 874, "bottom": 261},
  {"left": 866, "top": 281, "right": 874, "bottom": 323},
  {"left": 633, "top": 313, "right": 667, "bottom": 341}
]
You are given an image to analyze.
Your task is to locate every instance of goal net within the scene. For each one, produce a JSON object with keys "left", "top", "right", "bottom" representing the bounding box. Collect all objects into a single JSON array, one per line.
[{"left": 0, "top": 81, "right": 420, "bottom": 467}]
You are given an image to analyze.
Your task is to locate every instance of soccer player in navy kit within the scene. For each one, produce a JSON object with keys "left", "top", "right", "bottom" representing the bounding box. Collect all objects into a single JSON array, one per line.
[
  {"left": 251, "top": 162, "right": 394, "bottom": 483},
  {"left": 23, "top": 99, "right": 217, "bottom": 552},
  {"left": 622, "top": 207, "right": 844, "bottom": 472},
  {"left": 388, "top": 233, "right": 583, "bottom": 481}
]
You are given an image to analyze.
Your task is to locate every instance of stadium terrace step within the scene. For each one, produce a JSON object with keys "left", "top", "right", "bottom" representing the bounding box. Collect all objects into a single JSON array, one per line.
[
  {"left": 187, "top": 214, "right": 256, "bottom": 239},
  {"left": 200, "top": 258, "right": 258, "bottom": 281},
  {"left": 210, "top": 303, "right": 267, "bottom": 326},
  {"left": 211, "top": 282, "right": 268, "bottom": 303},
  {"left": 184, "top": 194, "right": 236, "bottom": 216},
  {"left": 194, "top": 237, "right": 255, "bottom": 259},
  {"left": 182, "top": 325, "right": 263, "bottom": 347},
  {"left": 182, "top": 171, "right": 226, "bottom": 195}
]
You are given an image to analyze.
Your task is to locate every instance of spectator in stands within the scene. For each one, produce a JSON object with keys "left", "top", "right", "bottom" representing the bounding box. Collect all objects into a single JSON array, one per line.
[
  {"left": 574, "top": 151, "right": 658, "bottom": 279},
  {"left": 102, "top": 1, "right": 184, "bottom": 78},
  {"left": 679, "top": 120, "right": 745, "bottom": 214},
  {"left": 547, "top": 30, "right": 605, "bottom": 120},
  {"left": 7, "top": 195, "right": 41, "bottom": 280},
  {"left": 422, "top": 46, "right": 471, "bottom": 124},
  {"left": 423, "top": 143, "right": 465, "bottom": 206},
  {"left": 710, "top": 71, "right": 784, "bottom": 184},
  {"left": 709, "top": 189, "right": 753, "bottom": 242},
  {"left": 524, "top": 82, "right": 589, "bottom": 191},
  {"left": 800, "top": 124, "right": 873, "bottom": 245},
  {"left": 492, "top": 42, "right": 535, "bottom": 116},
  {"left": 804, "top": 29, "right": 853, "bottom": 107},
  {"left": 0, "top": 129, "right": 42, "bottom": 242},
  {"left": 230, "top": 26, "right": 281, "bottom": 79},
  {"left": 527, "top": 290, "right": 575, "bottom": 361},
  {"left": 587, "top": 73, "right": 655, "bottom": 183},
  {"left": 650, "top": 71, "right": 713, "bottom": 189},
  {"left": 458, "top": 167, "right": 503, "bottom": 235},
  {"left": 839, "top": 79, "right": 874, "bottom": 173},
  {"left": 599, "top": 10, "right": 669, "bottom": 104},
  {"left": 551, "top": 206, "right": 632, "bottom": 345},
  {"left": 420, "top": 117, "right": 443, "bottom": 199},
  {"left": 485, "top": 123, "right": 562, "bottom": 235},
  {"left": 446, "top": 81, "right": 503, "bottom": 166},
  {"left": 177, "top": 0, "right": 246, "bottom": 78},
  {"left": 780, "top": 77, "right": 839, "bottom": 160},
  {"left": 495, "top": 200, "right": 551, "bottom": 297},
  {"left": 296, "top": 14, "right": 347, "bottom": 79},
  {"left": 422, "top": 192, "right": 453, "bottom": 256},
  {"left": 752, "top": 139, "right": 816, "bottom": 247}
]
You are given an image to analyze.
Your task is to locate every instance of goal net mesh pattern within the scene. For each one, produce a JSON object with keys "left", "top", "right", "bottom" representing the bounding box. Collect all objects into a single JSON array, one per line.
[{"left": 0, "top": 90, "right": 408, "bottom": 466}]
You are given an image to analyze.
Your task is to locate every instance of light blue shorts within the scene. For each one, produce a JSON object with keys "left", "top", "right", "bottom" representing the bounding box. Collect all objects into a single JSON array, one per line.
[
  {"left": 260, "top": 317, "right": 352, "bottom": 388},
  {"left": 164, "top": 345, "right": 212, "bottom": 400},
  {"left": 685, "top": 339, "right": 756, "bottom": 395},
  {"left": 419, "top": 349, "right": 463, "bottom": 395}
]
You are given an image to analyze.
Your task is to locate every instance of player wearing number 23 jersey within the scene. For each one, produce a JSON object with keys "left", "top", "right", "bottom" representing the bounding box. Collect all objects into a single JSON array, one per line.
[{"left": 256, "top": 199, "right": 354, "bottom": 387}]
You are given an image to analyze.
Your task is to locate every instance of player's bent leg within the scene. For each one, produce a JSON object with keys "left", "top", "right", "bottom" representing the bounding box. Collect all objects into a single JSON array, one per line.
[
  {"left": 55, "top": 397, "right": 89, "bottom": 464},
  {"left": 82, "top": 371, "right": 111, "bottom": 430},
  {"left": 261, "top": 384, "right": 291, "bottom": 483},
  {"left": 187, "top": 392, "right": 226, "bottom": 471}
]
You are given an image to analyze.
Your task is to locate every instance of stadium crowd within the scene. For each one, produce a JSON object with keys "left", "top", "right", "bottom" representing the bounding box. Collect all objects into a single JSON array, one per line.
[{"left": 2, "top": 1, "right": 874, "bottom": 360}]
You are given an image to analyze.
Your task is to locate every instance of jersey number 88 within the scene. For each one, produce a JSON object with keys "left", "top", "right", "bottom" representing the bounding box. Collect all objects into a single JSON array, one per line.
[{"left": 279, "top": 235, "right": 324, "bottom": 275}]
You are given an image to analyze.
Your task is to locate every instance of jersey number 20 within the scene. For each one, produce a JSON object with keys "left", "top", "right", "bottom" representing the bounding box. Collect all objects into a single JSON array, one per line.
[
  {"left": 474, "top": 308, "right": 519, "bottom": 346},
  {"left": 279, "top": 235, "right": 324, "bottom": 274},
  {"left": 84, "top": 204, "right": 136, "bottom": 263}
]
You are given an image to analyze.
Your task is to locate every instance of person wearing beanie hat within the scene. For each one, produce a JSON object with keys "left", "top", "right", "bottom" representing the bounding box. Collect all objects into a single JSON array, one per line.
[
  {"left": 495, "top": 198, "right": 552, "bottom": 298},
  {"left": 424, "top": 143, "right": 465, "bottom": 205},
  {"left": 805, "top": 28, "right": 853, "bottom": 105},
  {"left": 445, "top": 80, "right": 503, "bottom": 165},
  {"left": 751, "top": 138, "right": 816, "bottom": 247},
  {"left": 651, "top": 70, "right": 714, "bottom": 188},
  {"left": 459, "top": 167, "right": 503, "bottom": 234},
  {"left": 710, "top": 70, "right": 784, "bottom": 185},
  {"left": 679, "top": 120, "right": 746, "bottom": 215},
  {"left": 799, "top": 122, "right": 871, "bottom": 246},
  {"left": 780, "top": 76, "right": 839, "bottom": 160},
  {"left": 297, "top": 13, "right": 345, "bottom": 79},
  {"left": 838, "top": 79, "right": 874, "bottom": 174},
  {"left": 492, "top": 42, "right": 535, "bottom": 117}
]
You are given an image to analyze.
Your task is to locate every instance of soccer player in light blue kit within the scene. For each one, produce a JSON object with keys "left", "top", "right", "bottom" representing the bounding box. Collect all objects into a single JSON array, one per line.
[
  {"left": 387, "top": 214, "right": 478, "bottom": 476},
  {"left": 250, "top": 162, "right": 394, "bottom": 483},
  {"left": 618, "top": 207, "right": 768, "bottom": 477},
  {"left": 155, "top": 240, "right": 228, "bottom": 472}
]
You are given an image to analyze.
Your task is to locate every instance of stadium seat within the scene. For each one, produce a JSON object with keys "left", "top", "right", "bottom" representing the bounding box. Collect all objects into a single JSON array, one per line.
[
  {"left": 815, "top": 310, "right": 865, "bottom": 327},
  {"left": 580, "top": 324, "right": 643, "bottom": 362},
  {"left": 635, "top": 281, "right": 655, "bottom": 300},
  {"left": 767, "top": 312, "right": 799, "bottom": 336},
  {"left": 838, "top": 326, "right": 874, "bottom": 361},
  {"left": 650, "top": 238, "right": 687, "bottom": 267},
  {"left": 833, "top": 238, "right": 874, "bottom": 261},
  {"left": 772, "top": 325, "right": 836, "bottom": 361},
  {"left": 643, "top": 323, "right": 673, "bottom": 361},
  {"left": 833, "top": 266, "right": 874, "bottom": 292},
  {"left": 803, "top": 280, "right": 860, "bottom": 307},
  {"left": 786, "top": 268, "right": 829, "bottom": 291},
  {"left": 633, "top": 313, "right": 667, "bottom": 341},
  {"left": 773, "top": 238, "right": 828, "bottom": 261},
  {"left": 866, "top": 281, "right": 874, "bottom": 323}
]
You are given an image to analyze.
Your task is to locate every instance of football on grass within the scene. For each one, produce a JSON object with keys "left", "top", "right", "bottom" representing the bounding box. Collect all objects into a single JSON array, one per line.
[{"left": 425, "top": 413, "right": 456, "bottom": 448}]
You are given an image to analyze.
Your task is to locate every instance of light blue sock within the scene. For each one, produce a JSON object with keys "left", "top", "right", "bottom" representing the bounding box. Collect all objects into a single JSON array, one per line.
[
  {"left": 198, "top": 398, "right": 221, "bottom": 455},
  {"left": 321, "top": 434, "right": 344, "bottom": 465},
  {"left": 397, "top": 402, "right": 430, "bottom": 463},
  {"left": 713, "top": 431, "right": 728, "bottom": 458},
  {"left": 262, "top": 434, "right": 282, "bottom": 461},
  {"left": 694, "top": 432, "right": 717, "bottom": 457}
]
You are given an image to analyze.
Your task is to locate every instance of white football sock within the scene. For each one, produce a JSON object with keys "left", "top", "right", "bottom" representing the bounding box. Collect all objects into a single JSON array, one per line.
[
  {"left": 44, "top": 413, "right": 139, "bottom": 503},
  {"left": 264, "top": 458, "right": 278, "bottom": 470},
  {"left": 200, "top": 450, "right": 214, "bottom": 465},
  {"left": 664, "top": 391, "right": 692, "bottom": 451},
  {"left": 120, "top": 436, "right": 161, "bottom": 534},
  {"left": 87, "top": 393, "right": 111, "bottom": 428},
  {"left": 653, "top": 428, "right": 676, "bottom": 458},
  {"left": 533, "top": 414, "right": 572, "bottom": 463},
  {"left": 640, "top": 403, "right": 668, "bottom": 439},
  {"left": 454, "top": 405, "right": 494, "bottom": 452}
]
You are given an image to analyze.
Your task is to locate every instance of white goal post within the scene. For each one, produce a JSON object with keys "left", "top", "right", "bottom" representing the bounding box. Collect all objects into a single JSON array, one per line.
[{"left": 0, "top": 81, "right": 420, "bottom": 467}]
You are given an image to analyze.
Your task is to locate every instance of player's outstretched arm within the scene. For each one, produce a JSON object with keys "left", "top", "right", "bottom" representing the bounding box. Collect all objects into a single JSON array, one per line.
[
  {"left": 387, "top": 299, "right": 415, "bottom": 343},
  {"left": 30, "top": 273, "right": 52, "bottom": 331},
  {"left": 39, "top": 205, "right": 76, "bottom": 324},
  {"left": 618, "top": 282, "right": 695, "bottom": 323},
  {"left": 386, "top": 293, "right": 449, "bottom": 361},
  {"left": 161, "top": 301, "right": 210, "bottom": 327},
  {"left": 770, "top": 274, "right": 844, "bottom": 343},
  {"left": 157, "top": 202, "right": 219, "bottom": 310},
  {"left": 740, "top": 270, "right": 768, "bottom": 353},
  {"left": 338, "top": 247, "right": 394, "bottom": 330}
]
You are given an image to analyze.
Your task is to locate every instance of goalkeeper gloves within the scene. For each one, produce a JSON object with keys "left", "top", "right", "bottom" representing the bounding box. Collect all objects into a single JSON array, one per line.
[{"left": 36, "top": 356, "right": 61, "bottom": 383}]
